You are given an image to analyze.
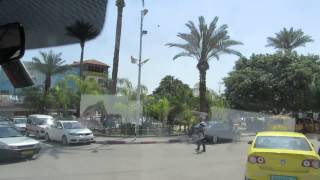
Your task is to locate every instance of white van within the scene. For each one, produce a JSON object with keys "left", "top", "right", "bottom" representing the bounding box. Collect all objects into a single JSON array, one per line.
[{"left": 26, "top": 114, "right": 54, "bottom": 139}]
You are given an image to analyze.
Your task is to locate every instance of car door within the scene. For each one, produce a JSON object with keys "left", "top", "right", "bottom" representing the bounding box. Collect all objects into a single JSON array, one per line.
[
  {"left": 54, "top": 122, "right": 64, "bottom": 141},
  {"left": 211, "top": 123, "right": 231, "bottom": 139}
]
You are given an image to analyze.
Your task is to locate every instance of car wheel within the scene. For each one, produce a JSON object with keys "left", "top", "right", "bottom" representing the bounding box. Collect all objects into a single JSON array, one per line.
[
  {"left": 45, "top": 133, "right": 51, "bottom": 142},
  {"left": 212, "top": 136, "right": 218, "bottom": 144},
  {"left": 61, "top": 135, "right": 68, "bottom": 145}
]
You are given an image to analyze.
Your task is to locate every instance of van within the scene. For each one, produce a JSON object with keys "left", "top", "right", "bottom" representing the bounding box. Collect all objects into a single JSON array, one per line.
[{"left": 26, "top": 114, "right": 54, "bottom": 139}]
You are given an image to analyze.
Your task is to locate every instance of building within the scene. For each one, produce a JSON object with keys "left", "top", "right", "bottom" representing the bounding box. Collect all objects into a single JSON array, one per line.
[
  {"left": 0, "top": 59, "right": 110, "bottom": 116},
  {"left": 0, "top": 59, "right": 110, "bottom": 94},
  {"left": 69, "top": 59, "right": 110, "bottom": 91}
]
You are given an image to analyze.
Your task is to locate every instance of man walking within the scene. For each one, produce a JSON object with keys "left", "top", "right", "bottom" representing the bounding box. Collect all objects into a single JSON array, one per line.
[{"left": 195, "top": 121, "right": 206, "bottom": 152}]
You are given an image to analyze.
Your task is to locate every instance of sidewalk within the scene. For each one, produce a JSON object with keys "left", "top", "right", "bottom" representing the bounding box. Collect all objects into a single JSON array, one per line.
[{"left": 94, "top": 136, "right": 188, "bottom": 145}]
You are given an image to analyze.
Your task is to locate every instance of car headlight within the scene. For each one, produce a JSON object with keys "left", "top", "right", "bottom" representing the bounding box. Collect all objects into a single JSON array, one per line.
[
  {"left": 0, "top": 143, "right": 10, "bottom": 149},
  {"left": 8, "top": 145, "right": 19, "bottom": 150},
  {"left": 34, "top": 143, "right": 41, "bottom": 148}
]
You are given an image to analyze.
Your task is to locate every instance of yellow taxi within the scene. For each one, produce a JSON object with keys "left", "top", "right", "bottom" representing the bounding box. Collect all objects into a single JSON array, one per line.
[{"left": 245, "top": 131, "right": 320, "bottom": 180}]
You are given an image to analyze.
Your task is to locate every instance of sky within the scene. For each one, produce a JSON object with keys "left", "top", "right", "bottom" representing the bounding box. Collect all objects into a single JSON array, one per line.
[{"left": 22, "top": 0, "right": 320, "bottom": 93}]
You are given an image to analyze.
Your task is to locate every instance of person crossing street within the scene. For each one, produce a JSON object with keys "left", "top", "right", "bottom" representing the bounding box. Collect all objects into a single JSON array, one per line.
[{"left": 195, "top": 121, "right": 206, "bottom": 152}]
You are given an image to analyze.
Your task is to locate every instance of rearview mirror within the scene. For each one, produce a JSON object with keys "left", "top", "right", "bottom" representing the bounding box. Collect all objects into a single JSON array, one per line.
[
  {"left": 248, "top": 141, "right": 253, "bottom": 145},
  {"left": 0, "top": 23, "right": 25, "bottom": 64}
]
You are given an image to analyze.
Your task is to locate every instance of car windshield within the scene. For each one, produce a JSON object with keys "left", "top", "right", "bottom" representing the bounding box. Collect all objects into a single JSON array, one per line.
[
  {"left": 37, "top": 118, "right": 54, "bottom": 125},
  {"left": 14, "top": 118, "right": 27, "bottom": 124},
  {"left": 63, "top": 122, "right": 82, "bottom": 129},
  {"left": 0, "top": 126, "right": 23, "bottom": 138},
  {"left": 254, "top": 136, "right": 312, "bottom": 151}
]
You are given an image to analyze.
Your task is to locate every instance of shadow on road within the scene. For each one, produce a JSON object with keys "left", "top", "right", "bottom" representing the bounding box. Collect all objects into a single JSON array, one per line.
[{"left": 39, "top": 141, "right": 114, "bottom": 159}]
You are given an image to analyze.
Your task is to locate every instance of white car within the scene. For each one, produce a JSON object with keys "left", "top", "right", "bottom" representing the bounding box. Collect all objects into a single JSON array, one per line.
[
  {"left": 26, "top": 114, "right": 54, "bottom": 138},
  {"left": 45, "top": 120, "right": 94, "bottom": 145}
]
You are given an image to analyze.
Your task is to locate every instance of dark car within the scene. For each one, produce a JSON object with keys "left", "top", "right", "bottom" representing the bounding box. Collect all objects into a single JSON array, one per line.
[
  {"left": 0, "top": 124, "right": 41, "bottom": 161},
  {"left": 204, "top": 121, "right": 240, "bottom": 143}
]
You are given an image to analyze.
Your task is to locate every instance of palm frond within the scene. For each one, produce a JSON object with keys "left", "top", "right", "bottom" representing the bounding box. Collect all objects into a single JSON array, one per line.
[
  {"left": 266, "top": 27, "right": 313, "bottom": 51},
  {"left": 65, "top": 20, "right": 99, "bottom": 43},
  {"left": 167, "top": 16, "right": 242, "bottom": 63}
]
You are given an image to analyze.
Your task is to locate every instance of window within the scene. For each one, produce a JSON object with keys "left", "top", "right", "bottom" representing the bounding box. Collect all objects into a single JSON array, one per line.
[{"left": 254, "top": 136, "right": 312, "bottom": 151}]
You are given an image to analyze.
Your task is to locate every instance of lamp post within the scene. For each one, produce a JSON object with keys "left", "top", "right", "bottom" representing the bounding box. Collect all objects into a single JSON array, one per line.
[{"left": 131, "top": 8, "right": 148, "bottom": 136}]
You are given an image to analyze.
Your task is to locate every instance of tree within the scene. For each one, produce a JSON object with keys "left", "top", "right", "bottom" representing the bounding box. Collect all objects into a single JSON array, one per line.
[
  {"left": 167, "top": 16, "right": 242, "bottom": 115},
  {"left": 266, "top": 27, "right": 313, "bottom": 53},
  {"left": 21, "top": 86, "right": 54, "bottom": 113},
  {"left": 224, "top": 52, "right": 320, "bottom": 113},
  {"left": 110, "top": 0, "right": 126, "bottom": 94},
  {"left": 66, "top": 75, "right": 103, "bottom": 95},
  {"left": 32, "top": 51, "right": 69, "bottom": 111},
  {"left": 153, "top": 75, "right": 195, "bottom": 125},
  {"left": 66, "top": 20, "right": 99, "bottom": 79},
  {"left": 117, "top": 78, "right": 148, "bottom": 100}
]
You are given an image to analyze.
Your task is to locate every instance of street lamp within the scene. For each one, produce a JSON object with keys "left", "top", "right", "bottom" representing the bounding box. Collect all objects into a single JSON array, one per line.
[{"left": 131, "top": 8, "right": 149, "bottom": 136}]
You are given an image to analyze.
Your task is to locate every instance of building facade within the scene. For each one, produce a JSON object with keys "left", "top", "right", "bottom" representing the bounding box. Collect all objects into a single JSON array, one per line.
[{"left": 0, "top": 59, "right": 109, "bottom": 95}]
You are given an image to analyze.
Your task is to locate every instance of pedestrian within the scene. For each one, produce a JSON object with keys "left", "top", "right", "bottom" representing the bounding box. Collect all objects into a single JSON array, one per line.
[{"left": 195, "top": 121, "right": 206, "bottom": 152}]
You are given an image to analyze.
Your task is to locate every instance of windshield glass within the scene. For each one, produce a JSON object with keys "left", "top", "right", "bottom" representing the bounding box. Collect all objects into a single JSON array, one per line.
[
  {"left": 63, "top": 122, "right": 82, "bottom": 129},
  {"left": 0, "top": 126, "right": 23, "bottom": 138},
  {"left": 37, "top": 118, "right": 54, "bottom": 125},
  {"left": 254, "top": 136, "right": 312, "bottom": 151},
  {"left": 14, "top": 118, "right": 27, "bottom": 124}
]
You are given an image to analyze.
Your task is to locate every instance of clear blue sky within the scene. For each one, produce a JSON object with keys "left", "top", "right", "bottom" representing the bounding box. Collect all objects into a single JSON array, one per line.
[{"left": 22, "top": 0, "right": 320, "bottom": 93}]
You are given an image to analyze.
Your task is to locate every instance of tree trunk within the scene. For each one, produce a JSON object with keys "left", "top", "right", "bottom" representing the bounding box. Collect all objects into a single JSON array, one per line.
[
  {"left": 197, "top": 61, "right": 209, "bottom": 117},
  {"left": 79, "top": 42, "right": 85, "bottom": 80},
  {"left": 42, "top": 75, "right": 51, "bottom": 113},
  {"left": 111, "top": 1, "right": 125, "bottom": 94}
]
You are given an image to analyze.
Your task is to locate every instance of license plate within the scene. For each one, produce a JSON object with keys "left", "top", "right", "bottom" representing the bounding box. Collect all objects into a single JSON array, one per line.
[
  {"left": 271, "top": 176, "right": 297, "bottom": 180},
  {"left": 21, "top": 150, "right": 34, "bottom": 156}
]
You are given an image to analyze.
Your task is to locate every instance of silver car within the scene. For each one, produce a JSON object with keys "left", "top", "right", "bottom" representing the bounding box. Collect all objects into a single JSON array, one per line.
[
  {"left": 10, "top": 116, "right": 28, "bottom": 134},
  {"left": 0, "top": 124, "right": 41, "bottom": 160}
]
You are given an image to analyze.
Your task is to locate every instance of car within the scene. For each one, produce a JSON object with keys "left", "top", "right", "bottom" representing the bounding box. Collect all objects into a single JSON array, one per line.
[
  {"left": 26, "top": 114, "right": 54, "bottom": 139},
  {"left": 0, "top": 116, "right": 9, "bottom": 122},
  {"left": 245, "top": 131, "right": 320, "bottom": 180},
  {"left": 191, "top": 121, "right": 240, "bottom": 143},
  {"left": 0, "top": 124, "right": 41, "bottom": 161},
  {"left": 45, "top": 120, "right": 95, "bottom": 145},
  {"left": 10, "top": 116, "right": 27, "bottom": 134}
]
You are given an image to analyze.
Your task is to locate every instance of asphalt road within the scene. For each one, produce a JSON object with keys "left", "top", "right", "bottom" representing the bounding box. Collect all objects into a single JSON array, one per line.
[
  {"left": 0, "top": 140, "right": 250, "bottom": 180},
  {"left": 0, "top": 136, "right": 319, "bottom": 180}
]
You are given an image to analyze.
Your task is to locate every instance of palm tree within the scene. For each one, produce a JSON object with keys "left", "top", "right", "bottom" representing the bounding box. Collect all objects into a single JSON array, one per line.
[
  {"left": 266, "top": 27, "right": 313, "bottom": 52},
  {"left": 32, "top": 51, "right": 69, "bottom": 111},
  {"left": 167, "top": 16, "right": 242, "bottom": 115},
  {"left": 66, "top": 20, "right": 99, "bottom": 79},
  {"left": 111, "top": 0, "right": 126, "bottom": 94}
]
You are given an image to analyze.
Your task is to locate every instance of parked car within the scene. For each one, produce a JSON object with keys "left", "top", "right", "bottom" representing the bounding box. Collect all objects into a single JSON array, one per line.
[
  {"left": 26, "top": 114, "right": 54, "bottom": 139},
  {"left": 0, "top": 116, "right": 9, "bottom": 122},
  {"left": 246, "top": 131, "right": 320, "bottom": 180},
  {"left": 0, "top": 124, "right": 41, "bottom": 160},
  {"left": 204, "top": 121, "right": 240, "bottom": 143},
  {"left": 45, "top": 120, "right": 94, "bottom": 145},
  {"left": 190, "top": 121, "right": 240, "bottom": 143},
  {"left": 10, "top": 116, "right": 27, "bottom": 134}
]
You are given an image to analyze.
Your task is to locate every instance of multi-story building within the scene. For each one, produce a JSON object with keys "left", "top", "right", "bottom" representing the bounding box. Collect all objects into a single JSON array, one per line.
[{"left": 0, "top": 59, "right": 110, "bottom": 94}]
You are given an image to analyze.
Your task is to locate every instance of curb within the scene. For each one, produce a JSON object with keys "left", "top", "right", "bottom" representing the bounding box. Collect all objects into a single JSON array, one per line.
[{"left": 95, "top": 139, "right": 185, "bottom": 145}]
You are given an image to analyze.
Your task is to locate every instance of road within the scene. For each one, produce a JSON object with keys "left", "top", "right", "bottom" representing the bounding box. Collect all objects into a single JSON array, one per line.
[
  {"left": 0, "top": 140, "right": 249, "bottom": 180},
  {"left": 0, "top": 136, "right": 318, "bottom": 180}
]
